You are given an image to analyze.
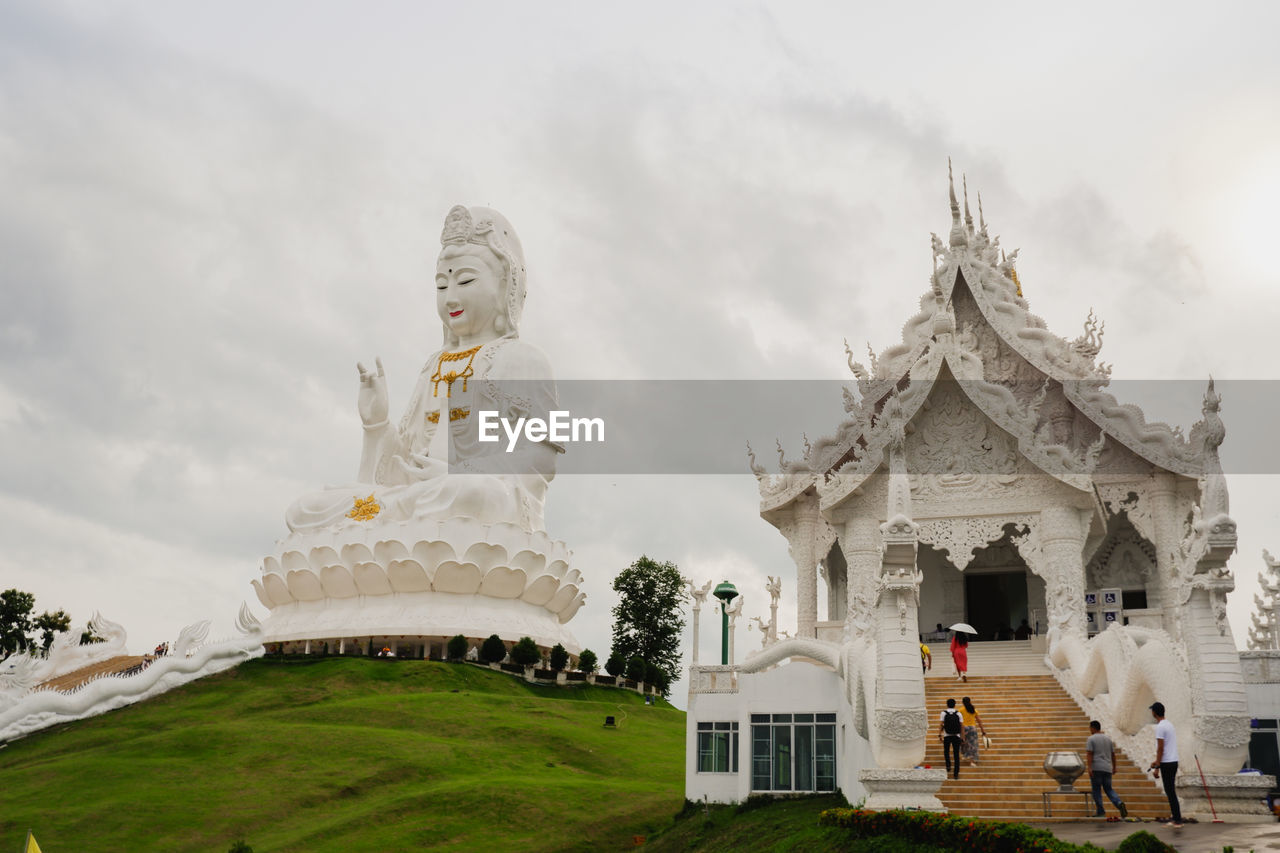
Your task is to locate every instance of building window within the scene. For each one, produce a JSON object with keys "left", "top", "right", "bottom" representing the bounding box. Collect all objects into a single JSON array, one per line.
[
  {"left": 697, "top": 721, "right": 739, "bottom": 773},
  {"left": 750, "top": 712, "right": 836, "bottom": 792},
  {"left": 1121, "top": 590, "right": 1148, "bottom": 610},
  {"left": 1248, "top": 719, "right": 1280, "bottom": 780}
]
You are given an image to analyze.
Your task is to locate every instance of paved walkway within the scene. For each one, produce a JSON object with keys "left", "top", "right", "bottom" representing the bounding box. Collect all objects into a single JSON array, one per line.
[{"left": 1027, "top": 818, "right": 1280, "bottom": 852}]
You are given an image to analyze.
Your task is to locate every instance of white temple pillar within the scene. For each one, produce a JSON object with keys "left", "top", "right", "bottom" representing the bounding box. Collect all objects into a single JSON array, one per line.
[
  {"left": 841, "top": 515, "right": 881, "bottom": 637},
  {"left": 1146, "top": 474, "right": 1182, "bottom": 636},
  {"left": 859, "top": 408, "right": 945, "bottom": 813},
  {"left": 792, "top": 492, "right": 821, "bottom": 638},
  {"left": 688, "top": 580, "right": 711, "bottom": 666},
  {"left": 871, "top": 564, "right": 929, "bottom": 768},
  {"left": 1040, "top": 505, "right": 1088, "bottom": 641}
]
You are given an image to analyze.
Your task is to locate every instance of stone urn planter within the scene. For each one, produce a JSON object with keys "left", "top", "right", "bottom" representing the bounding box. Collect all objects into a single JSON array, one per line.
[{"left": 1043, "top": 751, "right": 1085, "bottom": 792}]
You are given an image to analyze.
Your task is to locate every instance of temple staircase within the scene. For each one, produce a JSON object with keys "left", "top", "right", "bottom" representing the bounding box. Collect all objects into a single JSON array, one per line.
[{"left": 922, "top": 642, "right": 1168, "bottom": 820}]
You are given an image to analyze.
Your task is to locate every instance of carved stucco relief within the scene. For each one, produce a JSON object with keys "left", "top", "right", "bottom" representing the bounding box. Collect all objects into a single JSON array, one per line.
[
  {"left": 1195, "top": 714, "right": 1252, "bottom": 750},
  {"left": 918, "top": 514, "right": 1035, "bottom": 571},
  {"left": 905, "top": 381, "right": 1018, "bottom": 481},
  {"left": 876, "top": 707, "right": 929, "bottom": 742},
  {"left": 840, "top": 515, "right": 881, "bottom": 637},
  {"left": 1085, "top": 525, "right": 1156, "bottom": 591},
  {"left": 1097, "top": 484, "right": 1156, "bottom": 547}
]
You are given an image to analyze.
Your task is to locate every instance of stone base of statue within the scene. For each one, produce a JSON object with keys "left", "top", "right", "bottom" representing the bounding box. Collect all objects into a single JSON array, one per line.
[
  {"left": 1175, "top": 774, "right": 1277, "bottom": 823},
  {"left": 252, "top": 517, "right": 583, "bottom": 656},
  {"left": 858, "top": 768, "right": 948, "bottom": 812}
]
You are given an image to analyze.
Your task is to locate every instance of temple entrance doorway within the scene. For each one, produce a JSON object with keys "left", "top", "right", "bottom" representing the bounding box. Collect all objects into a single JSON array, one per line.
[
  {"left": 918, "top": 533, "right": 1047, "bottom": 641},
  {"left": 964, "top": 571, "right": 1027, "bottom": 641}
]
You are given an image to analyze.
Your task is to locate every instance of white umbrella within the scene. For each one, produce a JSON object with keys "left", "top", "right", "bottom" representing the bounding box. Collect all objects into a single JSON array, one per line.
[{"left": 949, "top": 622, "right": 978, "bottom": 634}]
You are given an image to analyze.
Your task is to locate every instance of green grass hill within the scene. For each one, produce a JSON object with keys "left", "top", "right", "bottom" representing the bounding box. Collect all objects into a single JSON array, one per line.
[{"left": 0, "top": 658, "right": 686, "bottom": 852}]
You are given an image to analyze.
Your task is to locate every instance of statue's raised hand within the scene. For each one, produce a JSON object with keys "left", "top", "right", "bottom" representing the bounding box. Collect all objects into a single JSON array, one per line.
[{"left": 356, "top": 357, "right": 389, "bottom": 427}]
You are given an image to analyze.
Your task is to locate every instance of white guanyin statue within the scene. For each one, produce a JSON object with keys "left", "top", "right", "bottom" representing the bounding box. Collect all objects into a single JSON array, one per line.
[
  {"left": 253, "top": 206, "right": 584, "bottom": 657},
  {"left": 285, "top": 205, "right": 560, "bottom": 534}
]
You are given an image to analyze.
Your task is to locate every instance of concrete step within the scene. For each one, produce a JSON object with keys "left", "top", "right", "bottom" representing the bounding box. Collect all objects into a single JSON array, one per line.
[
  {"left": 921, "top": 673, "right": 1166, "bottom": 819},
  {"left": 925, "top": 642, "right": 1051, "bottom": 677}
]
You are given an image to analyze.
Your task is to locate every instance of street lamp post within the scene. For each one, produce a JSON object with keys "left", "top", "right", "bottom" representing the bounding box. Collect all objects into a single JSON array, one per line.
[{"left": 713, "top": 580, "right": 739, "bottom": 665}]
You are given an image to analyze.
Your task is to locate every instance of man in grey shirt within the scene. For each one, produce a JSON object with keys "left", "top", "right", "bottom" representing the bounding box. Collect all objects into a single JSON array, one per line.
[{"left": 1086, "top": 720, "right": 1127, "bottom": 818}]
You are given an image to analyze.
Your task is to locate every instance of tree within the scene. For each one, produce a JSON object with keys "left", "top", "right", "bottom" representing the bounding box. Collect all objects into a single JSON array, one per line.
[
  {"left": 626, "top": 655, "right": 646, "bottom": 681},
  {"left": 610, "top": 556, "right": 687, "bottom": 691},
  {"left": 447, "top": 634, "right": 468, "bottom": 660},
  {"left": 0, "top": 589, "right": 37, "bottom": 656},
  {"left": 644, "top": 661, "right": 663, "bottom": 687},
  {"left": 577, "top": 649, "right": 598, "bottom": 673},
  {"left": 604, "top": 652, "right": 625, "bottom": 677},
  {"left": 549, "top": 643, "right": 569, "bottom": 671},
  {"left": 511, "top": 636, "right": 541, "bottom": 667},
  {"left": 651, "top": 668, "right": 671, "bottom": 694},
  {"left": 34, "top": 609, "right": 71, "bottom": 651},
  {"left": 480, "top": 634, "right": 508, "bottom": 664}
]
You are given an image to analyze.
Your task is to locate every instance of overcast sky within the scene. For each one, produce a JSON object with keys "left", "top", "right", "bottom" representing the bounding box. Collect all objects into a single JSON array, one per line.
[{"left": 2, "top": 1, "right": 1278, "bottom": 705}]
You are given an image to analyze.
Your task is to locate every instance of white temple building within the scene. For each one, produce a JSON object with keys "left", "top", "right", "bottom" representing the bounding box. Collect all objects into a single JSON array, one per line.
[{"left": 686, "top": 168, "right": 1276, "bottom": 819}]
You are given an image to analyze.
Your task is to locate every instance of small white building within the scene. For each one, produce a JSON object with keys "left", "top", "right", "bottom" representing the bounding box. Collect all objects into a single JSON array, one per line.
[{"left": 686, "top": 170, "right": 1275, "bottom": 818}]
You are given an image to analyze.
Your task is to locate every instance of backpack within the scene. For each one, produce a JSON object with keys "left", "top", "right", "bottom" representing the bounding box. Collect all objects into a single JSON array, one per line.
[{"left": 943, "top": 709, "right": 963, "bottom": 736}]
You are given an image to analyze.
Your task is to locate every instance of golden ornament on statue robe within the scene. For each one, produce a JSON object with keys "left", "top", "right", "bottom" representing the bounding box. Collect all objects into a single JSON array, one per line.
[{"left": 347, "top": 493, "right": 382, "bottom": 521}]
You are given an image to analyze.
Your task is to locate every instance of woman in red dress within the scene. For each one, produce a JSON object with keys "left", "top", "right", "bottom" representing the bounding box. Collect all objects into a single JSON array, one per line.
[{"left": 950, "top": 631, "right": 969, "bottom": 682}]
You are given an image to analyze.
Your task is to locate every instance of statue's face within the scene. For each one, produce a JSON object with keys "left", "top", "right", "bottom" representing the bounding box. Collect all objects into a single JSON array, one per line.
[{"left": 436, "top": 245, "right": 504, "bottom": 344}]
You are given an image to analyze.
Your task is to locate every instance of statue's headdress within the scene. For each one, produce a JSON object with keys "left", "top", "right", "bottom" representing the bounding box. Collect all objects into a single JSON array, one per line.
[{"left": 440, "top": 205, "right": 526, "bottom": 340}]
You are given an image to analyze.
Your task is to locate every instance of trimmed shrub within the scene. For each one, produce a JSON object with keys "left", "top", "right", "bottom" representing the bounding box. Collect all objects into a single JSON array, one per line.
[
  {"left": 511, "top": 636, "right": 542, "bottom": 667},
  {"left": 446, "top": 634, "right": 468, "bottom": 661},
  {"left": 228, "top": 843, "right": 253, "bottom": 853},
  {"left": 1114, "top": 831, "right": 1178, "bottom": 853},
  {"left": 577, "top": 649, "right": 598, "bottom": 673},
  {"left": 818, "top": 809, "right": 1114, "bottom": 853},
  {"left": 480, "top": 634, "right": 507, "bottom": 664},
  {"left": 549, "top": 643, "right": 569, "bottom": 671},
  {"left": 604, "top": 652, "right": 626, "bottom": 677},
  {"left": 626, "top": 655, "right": 647, "bottom": 681}
]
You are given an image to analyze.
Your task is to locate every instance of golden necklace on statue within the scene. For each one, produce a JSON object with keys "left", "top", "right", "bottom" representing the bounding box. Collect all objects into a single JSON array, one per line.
[{"left": 429, "top": 344, "right": 482, "bottom": 398}]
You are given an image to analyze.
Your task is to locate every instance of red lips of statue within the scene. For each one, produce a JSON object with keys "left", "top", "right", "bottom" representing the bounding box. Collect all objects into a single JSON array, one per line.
[{"left": 449, "top": 310, "right": 463, "bottom": 318}]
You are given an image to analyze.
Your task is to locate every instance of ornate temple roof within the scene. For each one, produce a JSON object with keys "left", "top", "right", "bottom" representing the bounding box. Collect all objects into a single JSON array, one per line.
[{"left": 755, "top": 162, "right": 1217, "bottom": 521}]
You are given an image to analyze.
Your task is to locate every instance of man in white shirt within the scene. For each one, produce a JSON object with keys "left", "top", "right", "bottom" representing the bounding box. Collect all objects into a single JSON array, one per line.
[{"left": 1147, "top": 701, "right": 1182, "bottom": 827}]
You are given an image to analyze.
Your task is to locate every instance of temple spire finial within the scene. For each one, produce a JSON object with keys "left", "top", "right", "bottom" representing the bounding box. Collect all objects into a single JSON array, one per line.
[
  {"left": 978, "top": 191, "right": 987, "bottom": 235},
  {"left": 963, "top": 174, "right": 974, "bottom": 236},
  {"left": 947, "top": 158, "right": 966, "bottom": 248},
  {"left": 948, "top": 158, "right": 958, "bottom": 215}
]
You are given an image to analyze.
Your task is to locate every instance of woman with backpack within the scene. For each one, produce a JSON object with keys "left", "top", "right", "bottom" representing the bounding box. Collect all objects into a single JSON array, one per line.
[
  {"left": 950, "top": 630, "right": 969, "bottom": 682},
  {"left": 960, "top": 696, "right": 988, "bottom": 765},
  {"left": 938, "top": 698, "right": 965, "bottom": 779}
]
